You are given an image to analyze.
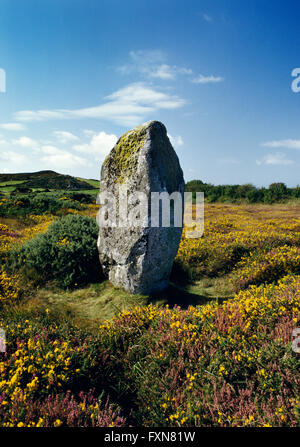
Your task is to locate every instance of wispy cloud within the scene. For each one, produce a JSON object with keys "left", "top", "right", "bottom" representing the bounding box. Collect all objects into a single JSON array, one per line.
[
  {"left": 0, "top": 150, "right": 27, "bottom": 164},
  {"left": 118, "top": 50, "right": 193, "bottom": 81},
  {"left": 261, "top": 139, "right": 300, "bottom": 150},
  {"left": 168, "top": 134, "right": 184, "bottom": 148},
  {"left": 119, "top": 50, "right": 223, "bottom": 90},
  {"left": 14, "top": 83, "right": 186, "bottom": 126},
  {"left": 148, "top": 65, "right": 193, "bottom": 80},
  {"left": 148, "top": 64, "right": 177, "bottom": 80},
  {"left": 192, "top": 75, "right": 224, "bottom": 84},
  {"left": 53, "top": 131, "right": 79, "bottom": 143},
  {"left": 217, "top": 157, "right": 240, "bottom": 165},
  {"left": 202, "top": 13, "right": 213, "bottom": 22},
  {"left": 129, "top": 49, "right": 165, "bottom": 65},
  {"left": 83, "top": 129, "right": 96, "bottom": 137},
  {"left": 0, "top": 123, "right": 26, "bottom": 131},
  {"left": 256, "top": 152, "right": 294, "bottom": 166}
]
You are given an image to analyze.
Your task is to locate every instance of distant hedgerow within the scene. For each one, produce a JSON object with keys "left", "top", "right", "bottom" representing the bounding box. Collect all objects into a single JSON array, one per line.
[{"left": 8, "top": 214, "right": 102, "bottom": 288}]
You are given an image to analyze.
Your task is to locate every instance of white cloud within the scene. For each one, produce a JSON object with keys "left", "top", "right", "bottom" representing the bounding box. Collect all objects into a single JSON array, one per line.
[
  {"left": 0, "top": 123, "right": 26, "bottom": 131},
  {"left": 40, "top": 145, "right": 92, "bottom": 169},
  {"left": 0, "top": 150, "right": 27, "bottom": 164},
  {"left": 15, "top": 109, "right": 71, "bottom": 122},
  {"left": 53, "top": 130, "right": 79, "bottom": 143},
  {"left": 0, "top": 138, "right": 8, "bottom": 145},
  {"left": 168, "top": 134, "right": 184, "bottom": 148},
  {"left": 203, "top": 14, "right": 213, "bottom": 22},
  {"left": 256, "top": 152, "right": 294, "bottom": 166},
  {"left": 261, "top": 139, "right": 300, "bottom": 150},
  {"left": 83, "top": 129, "right": 96, "bottom": 136},
  {"left": 118, "top": 50, "right": 193, "bottom": 81},
  {"left": 14, "top": 83, "right": 186, "bottom": 126},
  {"left": 40, "top": 145, "right": 65, "bottom": 155},
  {"left": 148, "top": 64, "right": 193, "bottom": 80},
  {"left": 192, "top": 75, "right": 224, "bottom": 84},
  {"left": 217, "top": 158, "right": 240, "bottom": 165},
  {"left": 12, "top": 136, "right": 38, "bottom": 148},
  {"left": 149, "top": 64, "right": 176, "bottom": 80},
  {"left": 73, "top": 131, "right": 117, "bottom": 161},
  {"left": 129, "top": 49, "right": 165, "bottom": 64},
  {"left": 106, "top": 83, "right": 183, "bottom": 109}
]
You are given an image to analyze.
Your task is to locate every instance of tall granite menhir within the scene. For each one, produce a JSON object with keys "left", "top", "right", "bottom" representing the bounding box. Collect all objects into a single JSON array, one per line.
[{"left": 97, "top": 121, "right": 185, "bottom": 294}]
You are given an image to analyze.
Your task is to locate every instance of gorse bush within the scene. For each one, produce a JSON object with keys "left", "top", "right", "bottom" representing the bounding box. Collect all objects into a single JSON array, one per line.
[
  {"left": 0, "top": 275, "right": 299, "bottom": 426},
  {"left": 175, "top": 205, "right": 300, "bottom": 282},
  {"left": 8, "top": 214, "right": 101, "bottom": 288},
  {"left": 96, "top": 276, "right": 300, "bottom": 426},
  {"left": 0, "top": 309, "right": 126, "bottom": 427},
  {"left": 0, "top": 191, "right": 96, "bottom": 218},
  {"left": 233, "top": 245, "right": 300, "bottom": 291}
]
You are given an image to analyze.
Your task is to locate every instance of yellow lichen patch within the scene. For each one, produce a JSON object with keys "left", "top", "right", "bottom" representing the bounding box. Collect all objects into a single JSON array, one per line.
[{"left": 103, "top": 123, "right": 147, "bottom": 184}]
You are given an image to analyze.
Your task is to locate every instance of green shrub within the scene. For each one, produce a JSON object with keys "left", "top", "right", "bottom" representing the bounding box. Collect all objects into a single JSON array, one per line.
[
  {"left": 8, "top": 214, "right": 102, "bottom": 288},
  {"left": 185, "top": 180, "right": 297, "bottom": 204},
  {"left": 0, "top": 191, "right": 93, "bottom": 218}
]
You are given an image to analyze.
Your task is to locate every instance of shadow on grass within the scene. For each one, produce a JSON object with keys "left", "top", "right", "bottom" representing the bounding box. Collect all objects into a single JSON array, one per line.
[
  {"left": 149, "top": 283, "right": 229, "bottom": 309},
  {"left": 147, "top": 261, "right": 232, "bottom": 309}
]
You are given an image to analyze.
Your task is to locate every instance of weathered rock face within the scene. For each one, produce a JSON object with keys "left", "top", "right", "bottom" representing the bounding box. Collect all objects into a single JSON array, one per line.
[{"left": 97, "top": 121, "right": 185, "bottom": 294}]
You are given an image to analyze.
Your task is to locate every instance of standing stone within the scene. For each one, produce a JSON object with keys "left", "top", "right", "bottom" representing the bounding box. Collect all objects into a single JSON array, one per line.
[{"left": 97, "top": 120, "right": 185, "bottom": 294}]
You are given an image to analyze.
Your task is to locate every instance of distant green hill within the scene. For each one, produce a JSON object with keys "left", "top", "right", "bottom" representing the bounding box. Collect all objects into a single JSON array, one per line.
[{"left": 0, "top": 170, "right": 99, "bottom": 192}]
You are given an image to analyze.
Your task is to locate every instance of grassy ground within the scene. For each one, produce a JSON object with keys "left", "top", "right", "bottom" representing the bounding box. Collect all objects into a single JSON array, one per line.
[
  {"left": 30, "top": 281, "right": 148, "bottom": 328},
  {"left": 77, "top": 178, "right": 100, "bottom": 189},
  {"left": 0, "top": 180, "right": 24, "bottom": 187},
  {"left": 27, "top": 275, "right": 233, "bottom": 331}
]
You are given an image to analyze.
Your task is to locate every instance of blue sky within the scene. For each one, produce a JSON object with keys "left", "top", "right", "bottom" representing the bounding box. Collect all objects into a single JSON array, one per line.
[{"left": 1, "top": 0, "right": 300, "bottom": 186}]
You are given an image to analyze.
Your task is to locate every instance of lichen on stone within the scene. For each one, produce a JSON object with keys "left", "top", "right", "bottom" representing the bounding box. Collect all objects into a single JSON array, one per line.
[{"left": 103, "top": 123, "right": 147, "bottom": 184}]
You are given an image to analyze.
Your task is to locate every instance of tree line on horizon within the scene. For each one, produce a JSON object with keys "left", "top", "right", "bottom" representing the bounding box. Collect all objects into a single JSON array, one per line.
[{"left": 185, "top": 180, "right": 300, "bottom": 203}]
